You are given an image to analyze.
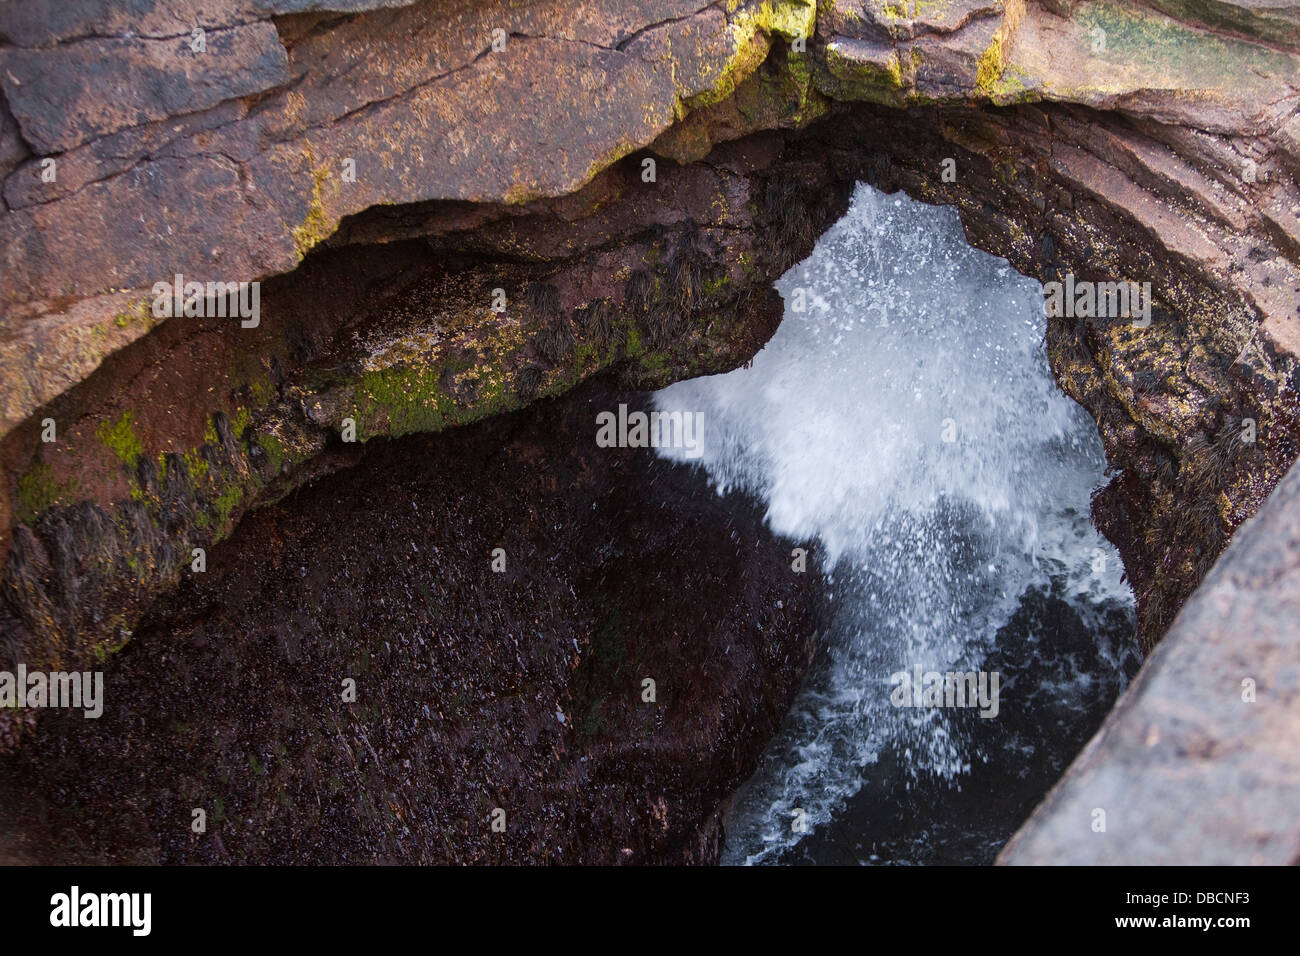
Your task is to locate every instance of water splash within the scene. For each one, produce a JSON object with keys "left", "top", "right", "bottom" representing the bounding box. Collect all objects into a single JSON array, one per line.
[{"left": 653, "top": 184, "right": 1134, "bottom": 864}]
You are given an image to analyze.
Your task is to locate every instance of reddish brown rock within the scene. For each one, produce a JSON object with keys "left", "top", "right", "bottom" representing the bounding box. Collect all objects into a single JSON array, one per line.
[
  {"left": 0, "top": 23, "right": 290, "bottom": 154},
  {"left": 0, "top": 129, "right": 847, "bottom": 734},
  {"left": 0, "top": 377, "right": 824, "bottom": 865},
  {"left": 0, "top": 0, "right": 1298, "bottom": 863}
]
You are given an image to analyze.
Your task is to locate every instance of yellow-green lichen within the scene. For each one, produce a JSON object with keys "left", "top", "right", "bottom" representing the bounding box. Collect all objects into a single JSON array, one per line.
[
  {"left": 110, "top": 299, "right": 155, "bottom": 332},
  {"left": 183, "top": 448, "right": 209, "bottom": 480},
  {"left": 732, "top": 0, "right": 816, "bottom": 41},
  {"left": 96, "top": 411, "right": 143, "bottom": 465},
  {"left": 988, "top": 61, "right": 1034, "bottom": 102},
  {"left": 293, "top": 153, "right": 336, "bottom": 260},
  {"left": 774, "top": 49, "right": 829, "bottom": 125},
  {"left": 821, "top": 40, "right": 916, "bottom": 105},
  {"left": 974, "top": 33, "right": 1006, "bottom": 95},
  {"left": 624, "top": 324, "right": 647, "bottom": 359},
  {"left": 17, "top": 462, "right": 76, "bottom": 524},
  {"left": 686, "top": 1, "right": 817, "bottom": 112},
  {"left": 975, "top": 0, "right": 1024, "bottom": 98},
  {"left": 887, "top": 50, "right": 906, "bottom": 87},
  {"left": 352, "top": 354, "right": 533, "bottom": 440},
  {"left": 354, "top": 366, "right": 449, "bottom": 439},
  {"left": 231, "top": 406, "right": 251, "bottom": 439},
  {"left": 703, "top": 274, "right": 732, "bottom": 297},
  {"left": 212, "top": 484, "right": 243, "bottom": 530},
  {"left": 256, "top": 433, "right": 286, "bottom": 474}
]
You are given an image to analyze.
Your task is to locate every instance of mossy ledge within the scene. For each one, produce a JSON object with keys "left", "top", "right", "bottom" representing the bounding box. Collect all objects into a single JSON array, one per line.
[{"left": 0, "top": 141, "right": 847, "bottom": 716}]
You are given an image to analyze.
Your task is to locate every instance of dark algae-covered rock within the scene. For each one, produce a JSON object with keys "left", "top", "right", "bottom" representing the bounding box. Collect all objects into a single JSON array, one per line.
[{"left": 0, "top": 379, "right": 822, "bottom": 864}]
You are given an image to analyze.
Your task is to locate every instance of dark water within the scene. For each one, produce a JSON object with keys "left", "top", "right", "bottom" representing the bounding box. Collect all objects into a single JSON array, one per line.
[{"left": 753, "top": 579, "right": 1138, "bottom": 865}]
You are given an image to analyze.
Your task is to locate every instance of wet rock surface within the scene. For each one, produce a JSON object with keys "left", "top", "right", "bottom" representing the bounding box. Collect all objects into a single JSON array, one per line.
[
  {"left": 1, "top": 0, "right": 1299, "bottom": 865},
  {"left": 0, "top": 133, "right": 846, "bottom": 713},
  {"left": 4, "top": 0, "right": 1298, "bottom": 679},
  {"left": 0, "top": 377, "right": 822, "bottom": 864},
  {"left": 1000, "top": 455, "right": 1300, "bottom": 865}
]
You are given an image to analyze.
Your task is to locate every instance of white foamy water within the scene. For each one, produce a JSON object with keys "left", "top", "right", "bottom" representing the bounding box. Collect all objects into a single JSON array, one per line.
[{"left": 653, "top": 184, "right": 1133, "bottom": 864}]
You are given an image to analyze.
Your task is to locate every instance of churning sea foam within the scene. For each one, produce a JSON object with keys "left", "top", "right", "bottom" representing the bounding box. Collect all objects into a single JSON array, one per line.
[{"left": 653, "top": 183, "right": 1133, "bottom": 864}]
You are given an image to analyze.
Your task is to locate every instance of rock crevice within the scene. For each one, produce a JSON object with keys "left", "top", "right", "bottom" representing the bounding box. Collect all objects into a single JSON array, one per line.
[{"left": 0, "top": 2, "right": 1298, "bottom": 862}]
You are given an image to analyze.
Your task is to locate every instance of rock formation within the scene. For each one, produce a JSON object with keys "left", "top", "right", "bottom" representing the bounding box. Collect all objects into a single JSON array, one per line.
[
  {"left": 1, "top": 0, "right": 1297, "bottom": 861},
  {"left": 0, "top": 378, "right": 823, "bottom": 863}
]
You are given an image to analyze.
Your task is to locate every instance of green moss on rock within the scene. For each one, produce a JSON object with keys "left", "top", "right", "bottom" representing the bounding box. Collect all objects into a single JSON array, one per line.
[
  {"left": 16, "top": 462, "right": 75, "bottom": 524},
  {"left": 96, "top": 411, "right": 143, "bottom": 465}
]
